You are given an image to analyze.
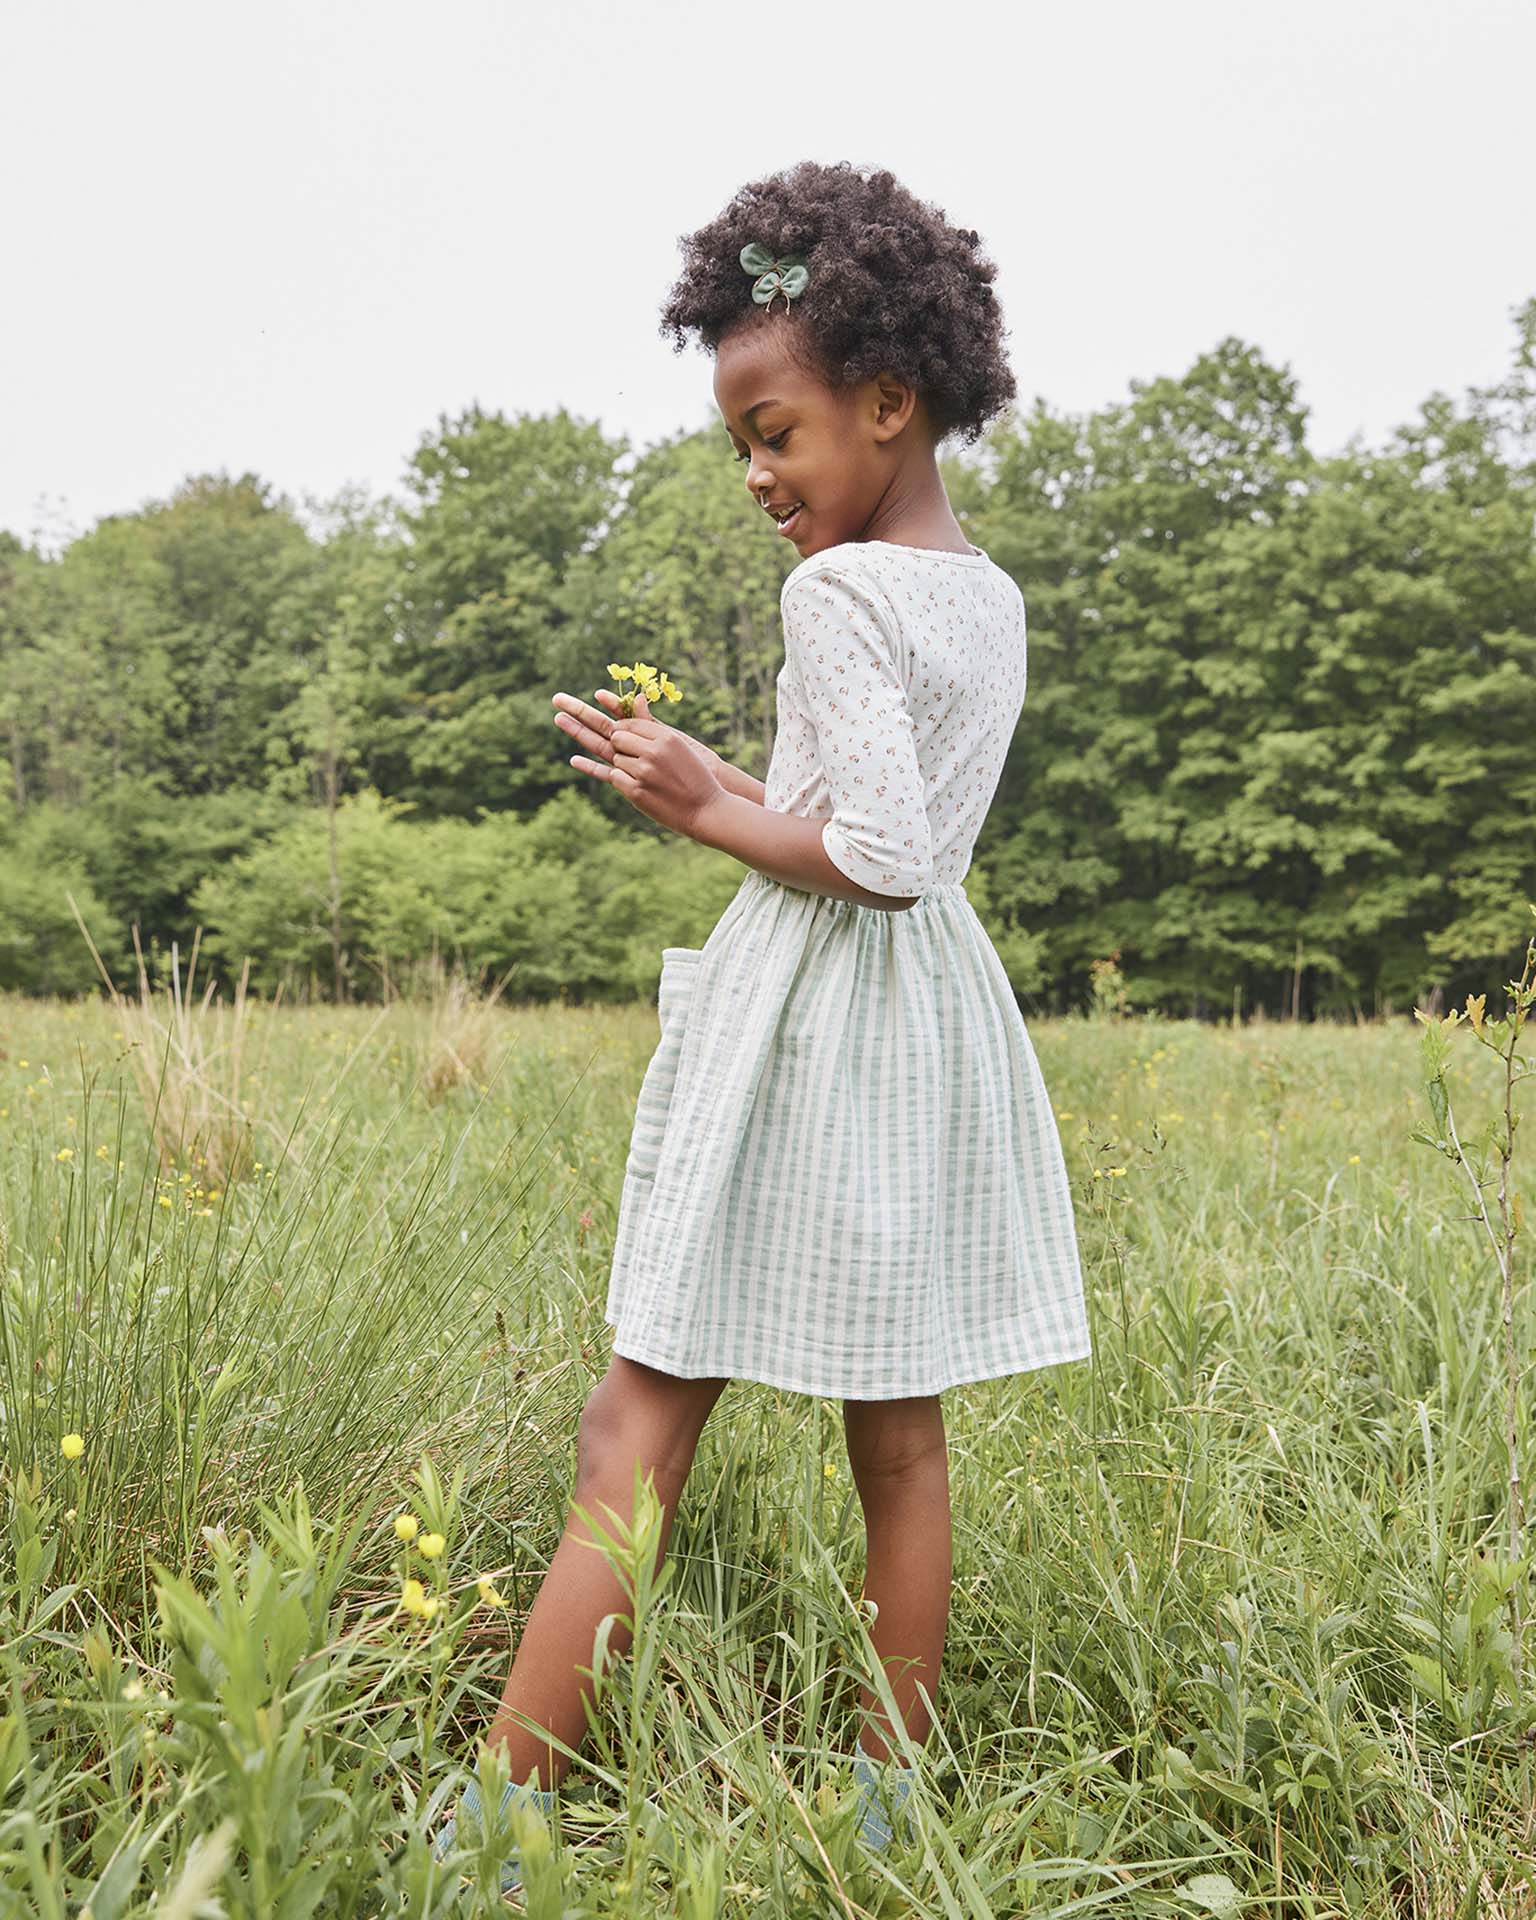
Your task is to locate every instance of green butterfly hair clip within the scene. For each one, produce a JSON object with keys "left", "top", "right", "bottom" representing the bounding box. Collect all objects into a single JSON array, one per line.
[{"left": 740, "top": 242, "right": 809, "bottom": 313}]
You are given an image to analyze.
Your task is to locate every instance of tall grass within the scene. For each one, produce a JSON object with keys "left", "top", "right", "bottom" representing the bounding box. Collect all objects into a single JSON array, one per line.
[{"left": 1, "top": 982, "right": 1531, "bottom": 1915}]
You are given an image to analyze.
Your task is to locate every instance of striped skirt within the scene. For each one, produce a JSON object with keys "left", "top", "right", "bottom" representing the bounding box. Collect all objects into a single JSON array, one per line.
[{"left": 604, "top": 867, "right": 1093, "bottom": 1400}]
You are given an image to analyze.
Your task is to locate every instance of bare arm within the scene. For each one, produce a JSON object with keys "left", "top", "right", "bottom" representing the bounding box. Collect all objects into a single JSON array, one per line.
[
  {"left": 714, "top": 760, "right": 766, "bottom": 806},
  {"left": 690, "top": 789, "right": 912, "bottom": 908},
  {"left": 550, "top": 686, "right": 912, "bottom": 910}
]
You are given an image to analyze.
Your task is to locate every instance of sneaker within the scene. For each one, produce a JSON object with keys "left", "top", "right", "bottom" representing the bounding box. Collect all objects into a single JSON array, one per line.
[
  {"left": 431, "top": 1775, "right": 558, "bottom": 1896},
  {"left": 852, "top": 1741, "right": 916, "bottom": 1851}
]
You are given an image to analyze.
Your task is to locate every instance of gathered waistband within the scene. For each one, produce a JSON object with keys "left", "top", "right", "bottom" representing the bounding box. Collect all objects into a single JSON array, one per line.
[{"left": 742, "top": 868, "right": 969, "bottom": 911}]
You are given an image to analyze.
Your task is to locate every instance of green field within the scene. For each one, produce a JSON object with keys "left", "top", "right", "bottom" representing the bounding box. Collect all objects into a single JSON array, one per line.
[{"left": 2, "top": 989, "right": 1531, "bottom": 1915}]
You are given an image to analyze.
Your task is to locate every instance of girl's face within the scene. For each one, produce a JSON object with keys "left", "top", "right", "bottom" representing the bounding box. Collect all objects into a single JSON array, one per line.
[{"left": 713, "top": 319, "right": 919, "bottom": 560}]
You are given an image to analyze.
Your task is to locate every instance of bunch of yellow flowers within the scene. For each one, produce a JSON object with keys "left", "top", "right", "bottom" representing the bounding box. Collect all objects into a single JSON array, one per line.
[
  {"left": 400, "top": 1577, "right": 441, "bottom": 1620},
  {"left": 608, "top": 660, "right": 683, "bottom": 719}
]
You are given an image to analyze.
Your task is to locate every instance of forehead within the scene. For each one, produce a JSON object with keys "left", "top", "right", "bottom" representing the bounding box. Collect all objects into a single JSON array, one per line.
[{"left": 712, "top": 323, "right": 826, "bottom": 427}]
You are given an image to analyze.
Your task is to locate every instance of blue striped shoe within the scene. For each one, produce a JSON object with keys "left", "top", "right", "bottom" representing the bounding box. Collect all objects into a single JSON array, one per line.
[
  {"left": 852, "top": 1739, "right": 916, "bottom": 1851},
  {"left": 431, "top": 1775, "right": 558, "bottom": 1896}
]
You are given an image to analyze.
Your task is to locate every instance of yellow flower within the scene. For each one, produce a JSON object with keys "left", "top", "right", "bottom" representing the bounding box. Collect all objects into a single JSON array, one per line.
[
  {"left": 1057, "top": 1109, "right": 1073, "bottom": 1120},
  {"left": 1108, "top": 1167, "right": 1126, "bottom": 1177},
  {"left": 607, "top": 663, "right": 635, "bottom": 683},
  {"left": 157, "top": 1195, "right": 172, "bottom": 1209},
  {"left": 417, "top": 1531, "right": 446, "bottom": 1559},
  {"left": 393, "top": 1513, "right": 419, "bottom": 1543},
  {"left": 477, "top": 1576, "right": 507, "bottom": 1607},
  {"left": 1465, "top": 993, "right": 1486, "bottom": 1034},
  {"left": 95, "top": 1145, "right": 110, "bottom": 1160},
  {"left": 1348, "top": 1154, "right": 1361, "bottom": 1165},
  {"left": 56, "top": 1146, "right": 74, "bottom": 1162},
  {"left": 823, "top": 1461, "right": 837, "bottom": 1479},
  {"left": 400, "top": 1577, "right": 428, "bottom": 1614},
  {"left": 61, "top": 1433, "right": 84, "bottom": 1460},
  {"left": 123, "top": 1679, "right": 146, "bottom": 1702}
]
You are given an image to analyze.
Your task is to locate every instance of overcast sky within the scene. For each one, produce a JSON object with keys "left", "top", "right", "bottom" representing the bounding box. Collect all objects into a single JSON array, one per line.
[{"left": 5, "top": 0, "right": 1531, "bottom": 552}]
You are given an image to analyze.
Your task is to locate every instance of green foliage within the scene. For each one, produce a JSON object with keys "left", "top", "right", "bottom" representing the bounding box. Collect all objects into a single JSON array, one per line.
[
  {"left": 190, "top": 786, "right": 742, "bottom": 1003},
  {"left": 2, "top": 305, "right": 1534, "bottom": 1009}
]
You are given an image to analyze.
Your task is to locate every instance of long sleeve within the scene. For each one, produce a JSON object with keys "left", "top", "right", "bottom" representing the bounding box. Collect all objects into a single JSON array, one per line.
[{"left": 781, "top": 564, "right": 934, "bottom": 899}]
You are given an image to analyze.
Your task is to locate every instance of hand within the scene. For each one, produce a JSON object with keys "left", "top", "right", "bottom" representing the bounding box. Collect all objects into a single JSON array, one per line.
[{"left": 551, "top": 686, "right": 725, "bottom": 837}]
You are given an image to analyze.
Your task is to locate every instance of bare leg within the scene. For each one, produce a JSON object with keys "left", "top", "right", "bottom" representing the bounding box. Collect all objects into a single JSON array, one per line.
[
  {"left": 480, "top": 1356, "right": 730, "bottom": 1790},
  {"left": 841, "top": 1394, "right": 951, "bottom": 1762}
]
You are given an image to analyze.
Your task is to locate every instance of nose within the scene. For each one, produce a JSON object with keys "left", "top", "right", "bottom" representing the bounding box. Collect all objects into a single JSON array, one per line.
[{"left": 744, "top": 451, "right": 775, "bottom": 503}]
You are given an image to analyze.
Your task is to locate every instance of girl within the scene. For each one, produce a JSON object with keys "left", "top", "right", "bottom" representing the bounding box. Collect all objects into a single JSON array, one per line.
[{"left": 434, "top": 158, "right": 1092, "bottom": 1896}]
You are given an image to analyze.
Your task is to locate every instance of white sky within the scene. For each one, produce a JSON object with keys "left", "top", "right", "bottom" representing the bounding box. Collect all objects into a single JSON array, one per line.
[{"left": 4, "top": 0, "right": 1531, "bottom": 551}]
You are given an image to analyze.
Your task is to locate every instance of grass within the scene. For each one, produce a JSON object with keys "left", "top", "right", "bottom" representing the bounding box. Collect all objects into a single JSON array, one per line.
[{"left": 0, "top": 987, "right": 1531, "bottom": 1916}]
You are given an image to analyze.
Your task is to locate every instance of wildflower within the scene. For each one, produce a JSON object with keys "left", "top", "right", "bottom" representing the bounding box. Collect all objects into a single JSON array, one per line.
[
  {"left": 61, "top": 1433, "right": 84, "bottom": 1460},
  {"left": 1057, "top": 1109, "right": 1073, "bottom": 1121},
  {"left": 1348, "top": 1154, "right": 1361, "bottom": 1165},
  {"left": 1108, "top": 1167, "right": 1126, "bottom": 1177},
  {"left": 56, "top": 1146, "right": 74, "bottom": 1162},
  {"left": 607, "top": 659, "right": 684, "bottom": 717},
  {"left": 95, "top": 1145, "right": 110, "bottom": 1160},
  {"left": 394, "top": 1513, "right": 420, "bottom": 1543},
  {"left": 64, "top": 1507, "right": 76, "bottom": 1522},
  {"left": 123, "top": 1680, "right": 146, "bottom": 1702},
  {"left": 1465, "top": 993, "right": 1486, "bottom": 1034},
  {"left": 477, "top": 1576, "right": 508, "bottom": 1608},
  {"left": 400, "top": 1578, "right": 441, "bottom": 1619},
  {"left": 157, "top": 1195, "right": 172, "bottom": 1209},
  {"left": 417, "top": 1531, "right": 446, "bottom": 1559}
]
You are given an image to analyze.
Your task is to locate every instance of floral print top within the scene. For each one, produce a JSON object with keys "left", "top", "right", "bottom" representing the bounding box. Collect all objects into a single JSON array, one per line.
[{"left": 765, "top": 539, "right": 1028, "bottom": 899}]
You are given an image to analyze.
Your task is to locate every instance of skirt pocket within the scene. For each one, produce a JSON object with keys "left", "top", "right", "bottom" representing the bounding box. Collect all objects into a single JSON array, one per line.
[
  {"left": 624, "top": 946, "right": 702, "bottom": 1185},
  {"left": 608, "top": 948, "right": 702, "bottom": 1318}
]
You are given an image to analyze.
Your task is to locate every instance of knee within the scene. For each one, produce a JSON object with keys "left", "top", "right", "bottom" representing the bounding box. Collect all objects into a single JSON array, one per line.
[
  {"left": 575, "top": 1379, "right": 635, "bottom": 1487},
  {"left": 575, "top": 1366, "right": 721, "bottom": 1492},
  {"left": 843, "top": 1398, "right": 947, "bottom": 1488}
]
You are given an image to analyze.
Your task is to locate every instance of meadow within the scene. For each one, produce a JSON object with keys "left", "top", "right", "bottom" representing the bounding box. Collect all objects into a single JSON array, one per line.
[{"left": 1, "top": 966, "right": 1531, "bottom": 1917}]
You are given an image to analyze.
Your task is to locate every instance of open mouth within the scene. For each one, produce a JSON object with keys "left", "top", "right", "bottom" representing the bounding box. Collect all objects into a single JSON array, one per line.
[{"left": 769, "top": 503, "right": 804, "bottom": 538}]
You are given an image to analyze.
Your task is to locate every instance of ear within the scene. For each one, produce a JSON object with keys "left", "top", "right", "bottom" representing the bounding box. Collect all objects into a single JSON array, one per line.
[{"left": 870, "top": 370, "right": 919, "bottom": 441}]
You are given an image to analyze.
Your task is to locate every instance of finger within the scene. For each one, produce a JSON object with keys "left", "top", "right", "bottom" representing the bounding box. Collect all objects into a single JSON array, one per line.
[
  {"left": 552, "top": 695, "right": 616, "bottom": 760},
  {"left": 552, "top": 690, "right": 618, "bottom": 737},
  {"left": 568, "top": 754, "right": 614, "bottom": 781}
]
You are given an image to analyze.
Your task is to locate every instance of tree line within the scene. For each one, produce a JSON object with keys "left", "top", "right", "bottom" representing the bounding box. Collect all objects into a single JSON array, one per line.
[{"left": 2, "top": 302, "right": 1532, "bottom": 1015}]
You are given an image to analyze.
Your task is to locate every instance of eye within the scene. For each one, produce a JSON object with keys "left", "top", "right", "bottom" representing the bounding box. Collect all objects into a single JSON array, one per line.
[{"left": 731, "top": 432, "right": 788, "bottom": 462}]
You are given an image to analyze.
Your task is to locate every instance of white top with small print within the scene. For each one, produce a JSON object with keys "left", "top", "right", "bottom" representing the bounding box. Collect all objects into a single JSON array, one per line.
[{"left": 765, "top": 539, "right": 1028, "bottom": 898}]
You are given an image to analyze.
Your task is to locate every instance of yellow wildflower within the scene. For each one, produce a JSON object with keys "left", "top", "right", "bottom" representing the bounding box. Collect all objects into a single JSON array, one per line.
[
  {"left": 56, "top": 1147, "right": 74, "bottom": 1162},
  {"left": 417, "top": 1532, "right": 446, "bottom": 1560},
  {"left": 1348, "top": 1154, "right": 1361, "bottom": 1165},
  {"left": 394, "top": 1513, "right": 419, "bottom": 1543},
  {"left": 478, "top": 1576, "right": 508, "bottom": 1608},
  {"left": 61, "top": 1433, "right": 84, "bottom": 1460},
  {"left": 824, "top": 1461, "right": 837, "bottom": 1479}
]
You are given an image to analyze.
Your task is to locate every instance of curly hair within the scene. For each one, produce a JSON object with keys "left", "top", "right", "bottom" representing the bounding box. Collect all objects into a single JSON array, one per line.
[{"left": 658, "top": 160, "right": 1016, "bottom": 450}]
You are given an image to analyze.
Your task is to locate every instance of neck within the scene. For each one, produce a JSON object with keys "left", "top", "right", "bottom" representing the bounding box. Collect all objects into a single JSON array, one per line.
[{"left": 858, "top": 455, "right": 967, "bottom": 553}]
